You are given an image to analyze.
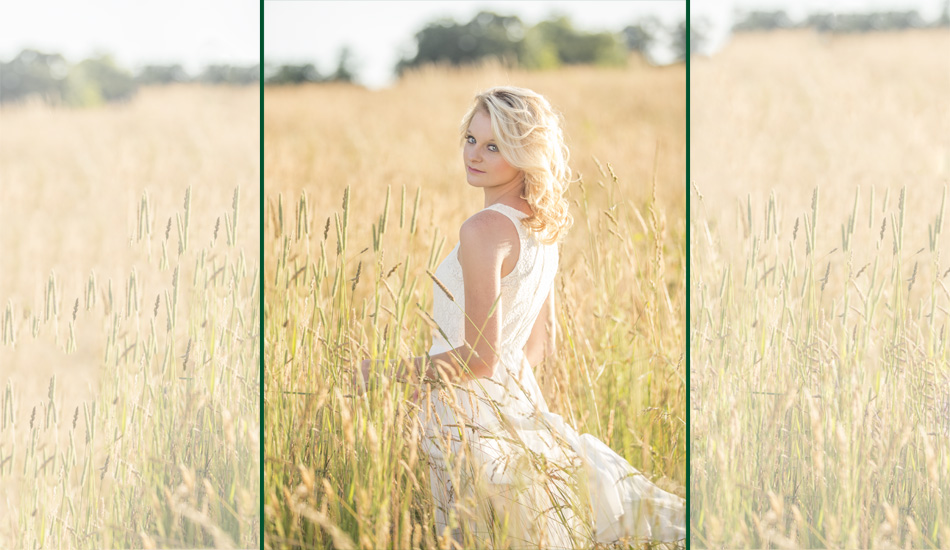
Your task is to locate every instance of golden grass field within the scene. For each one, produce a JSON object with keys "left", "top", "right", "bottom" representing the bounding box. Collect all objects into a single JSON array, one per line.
[
  {"left": 0, "top": 86, "right": 260, "bottom": 548},
  {"left": 690, "top": 30, "right": 950, "bottom": 548},
  {"left": 263, "top": 59, "right": 686, "bottom": 548}
]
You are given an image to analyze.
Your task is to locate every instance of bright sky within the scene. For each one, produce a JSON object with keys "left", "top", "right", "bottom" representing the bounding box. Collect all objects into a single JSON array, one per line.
[
  {"left": 265, "top": 1, "right": 687, "bottom": 89},
  {"left": 0, "top": 0, "right": 260, "bottom": 74},
  {"left": 1, "top": 1, "right": 942, "bottom": 83}
]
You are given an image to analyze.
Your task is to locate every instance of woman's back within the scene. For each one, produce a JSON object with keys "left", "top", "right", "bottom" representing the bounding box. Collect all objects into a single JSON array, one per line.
[{"left": 428, "top": 203, "right": 558, "bottom": 359}]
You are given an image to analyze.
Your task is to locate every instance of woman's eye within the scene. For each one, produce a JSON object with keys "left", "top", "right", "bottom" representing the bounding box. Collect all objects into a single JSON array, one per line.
[
  {"left": 488, "top": 144, "right": 498, "bottom": 152},
  {"left": 466, "top": 135, "right": 475, "bottom": 144}
]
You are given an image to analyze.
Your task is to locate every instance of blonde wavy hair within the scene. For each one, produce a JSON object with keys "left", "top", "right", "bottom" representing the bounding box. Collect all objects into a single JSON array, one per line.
[{"left": 460, "top": 86, "right": 573, "bottom": 244}]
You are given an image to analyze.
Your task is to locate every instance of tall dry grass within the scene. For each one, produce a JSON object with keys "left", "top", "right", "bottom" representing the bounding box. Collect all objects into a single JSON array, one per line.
[
  {"left": 0, "top": 85, "right": 260, "bottom": 548},
  {"left": 691, "top": 30, "right": 950, "bottom": 548},
  {"left": 263, "top": 60, "right": 686, "bottom": 549}
]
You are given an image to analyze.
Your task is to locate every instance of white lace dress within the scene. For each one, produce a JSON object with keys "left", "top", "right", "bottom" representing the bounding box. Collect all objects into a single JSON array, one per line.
[{"left": 420, "top": 203, "right": 685, "bottom": 549}]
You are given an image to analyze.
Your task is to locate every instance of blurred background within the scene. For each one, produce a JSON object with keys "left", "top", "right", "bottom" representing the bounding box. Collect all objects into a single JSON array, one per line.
[
  {"left": 0, "top": 0, "right": 259, "bottom": 106},
  {"left": 1, "top": 2, "right": 260, "bottom": 548},
  {"left": 693, "top": 0, "right": 946, "bottom": 56},
  {"left": 690, "top": 0, "right": 949, "bottom": 224},
  {"left": 265, "top": 0, "right": 690, "bottom": 89}
]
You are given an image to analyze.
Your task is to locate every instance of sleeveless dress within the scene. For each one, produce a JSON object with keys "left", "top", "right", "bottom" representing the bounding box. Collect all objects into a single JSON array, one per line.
[{"left": 420, "top": 203, "right": 685, "bottom": 549}]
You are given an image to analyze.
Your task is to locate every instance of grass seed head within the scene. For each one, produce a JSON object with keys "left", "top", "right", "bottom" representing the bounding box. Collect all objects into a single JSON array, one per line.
[
  {"left": 351, "top": 261, "right": 362, "bottom": 293},
  {"left": 427, "top": 270, "right": 455, "bottom": 302}
]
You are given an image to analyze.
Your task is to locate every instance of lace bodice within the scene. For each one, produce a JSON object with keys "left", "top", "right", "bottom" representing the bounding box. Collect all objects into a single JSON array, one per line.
[{"left": 428, "top": 203, "right": 558, "bottom": 359}]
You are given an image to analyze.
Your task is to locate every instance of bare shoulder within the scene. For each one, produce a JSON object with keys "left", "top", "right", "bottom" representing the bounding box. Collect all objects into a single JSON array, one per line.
[
  {"left": 457, "top": 209, "right": 520, "bottom": 272},
  {"left": 459, "top": 209, "right": 518, "bottom": 248}
]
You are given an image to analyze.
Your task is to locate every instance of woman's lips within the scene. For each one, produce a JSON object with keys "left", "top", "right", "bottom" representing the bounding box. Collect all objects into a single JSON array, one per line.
[{"left": 467, "top": 166, "right": 484, "bottom": 174}]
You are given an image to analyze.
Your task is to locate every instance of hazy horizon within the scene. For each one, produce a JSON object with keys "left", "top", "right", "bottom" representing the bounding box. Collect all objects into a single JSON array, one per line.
[
  {"left": 264, "top": 1, "right": 686, "bottom": 89},
  {"left": 0, "top": 0, "right": 259, "bottom": 73},
  {"left": 2, "top": 0, "right": 943, "bottom": 84}
]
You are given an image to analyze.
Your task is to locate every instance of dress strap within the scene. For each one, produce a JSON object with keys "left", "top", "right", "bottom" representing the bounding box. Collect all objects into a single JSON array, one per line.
[{"left": 483, "top": 203, "right": 529, "bottom": 238}]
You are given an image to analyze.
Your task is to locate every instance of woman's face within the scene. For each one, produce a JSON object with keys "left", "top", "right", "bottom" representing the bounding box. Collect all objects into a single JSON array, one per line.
[{"left": 463, "top": 109, "right": 523, "bottom": 191}]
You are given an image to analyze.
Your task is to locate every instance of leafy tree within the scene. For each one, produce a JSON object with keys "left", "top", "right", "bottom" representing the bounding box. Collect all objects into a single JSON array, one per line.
[
  {"left": 265, "top": 64, "right": 323, "bottom": 85},
  {"left": 66, "top": 54, "right": 137, "bottom": 106},
  {"left": 622, "top": 17, "right": 662, "bottom": 53},
  {"left": 520, "top": 26, "right": 562, "bottom": 69},
  {"left": 331, "top": 46, "right": 356, "bottom": 82},
  {"left": 808, "top": 11, "right": 925, "bottom": 33},
  {"left": 0, "top": 49, "right": 69, "bottom": 104},
  {"left": 397, "top": 11, "right": 628, "bottom": 75},
  {"left": 198, "top": 64, "right": 259, "bottom": 85},
  {"left": 137, "top": 64, "right": 190, "bottom": 85},
  {"left": 733, "top": 11, "right": 794, "bottom": 32},
  {"left": 671, "top": 18, "right": 709, "bottom": 61},
  {"left": 532, "top": 16, "right": 626, "bottom": 66},
  {"left": 397, "top": 11, "right": 524, "bottom": 74}
]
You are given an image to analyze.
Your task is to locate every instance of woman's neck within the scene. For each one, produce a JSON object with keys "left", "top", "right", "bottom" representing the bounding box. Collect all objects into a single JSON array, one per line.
[{"left": 483, "top": 183, "right": 527, "bottom": 210}]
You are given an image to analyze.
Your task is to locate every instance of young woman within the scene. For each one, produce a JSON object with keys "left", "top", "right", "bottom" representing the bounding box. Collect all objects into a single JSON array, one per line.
[{"left": 360, "top": 86, "right": 684, "bottom": 548}]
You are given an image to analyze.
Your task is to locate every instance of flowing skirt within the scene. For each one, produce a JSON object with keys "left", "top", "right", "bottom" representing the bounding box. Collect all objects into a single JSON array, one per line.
[{"left": 420, "top": 349, "right": 685, "bottom": 549}]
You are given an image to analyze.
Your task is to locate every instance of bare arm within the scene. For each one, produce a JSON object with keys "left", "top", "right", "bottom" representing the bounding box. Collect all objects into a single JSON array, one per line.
[
  {"left": 426, "top": 210, "right": 513, "bottom": 380},
  {"left": 524, "top": 287, "right": 555, "bottom": 368},
  {"left": 360, "top": 210, "right": 517, "bottom": 388}
]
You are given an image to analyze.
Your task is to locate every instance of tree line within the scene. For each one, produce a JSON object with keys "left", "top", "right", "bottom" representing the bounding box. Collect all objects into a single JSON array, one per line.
[
  {"left": 0, "top": 49, "right": 258, "bottom": 106},
  {"left": 11, "top": 5, "right": 941, "bottom": 104},
  {"left": 2, "top": 11, "right": 686, "bottom": 103},
  {"left": 265, "top": 11, "right": 691, "bottom": 86},
  {"left": 730, "top": 4, "right": 950, "bottom": 33}
]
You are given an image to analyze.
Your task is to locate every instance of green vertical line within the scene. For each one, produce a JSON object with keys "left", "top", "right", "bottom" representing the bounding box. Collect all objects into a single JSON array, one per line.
[
  {"left": 259, "top": 1, "right": 265, "bottom": 548},
  {"left": 685, "top": 1, "right": 692, "bottom": 548}
]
